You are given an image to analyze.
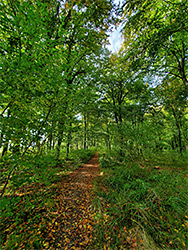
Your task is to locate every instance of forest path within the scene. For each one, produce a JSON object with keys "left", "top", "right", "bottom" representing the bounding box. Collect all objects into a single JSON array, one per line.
[{"left": 45, "top": 153, "right": 100, "bottom": 249}]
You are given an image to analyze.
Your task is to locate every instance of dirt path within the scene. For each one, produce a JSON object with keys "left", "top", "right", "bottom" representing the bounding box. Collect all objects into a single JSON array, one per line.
[{"left": 45, "top": 153, "right": 100, "bottom": 249}]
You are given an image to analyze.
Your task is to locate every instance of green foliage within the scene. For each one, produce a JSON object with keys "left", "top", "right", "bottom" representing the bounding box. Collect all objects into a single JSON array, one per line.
[
  {"left": 0, "top": 0, "right": 187, "bottom": 248},
  {"left": 0, "top": 154, "right": 61, "bottom": 194},
  {"left": 92, "top": 153, "right": 188, "bottom": 249},
  {"left": 121, "top": 0, "right": 188, "bottom": 87},
  {"left": 99, "top": 153, "right": 122, "bottom": 169},
  {"left": 1, "top": 189, "right": 55, "bottom": 249},
  {"left": 145, "top": 150, "right": 188, "bottom": 172},
  {"left": 0, "top": 148, "right": 94, "bottom": 249},
  {"left": 69, "top": 148, "right": 96, "bottom": 165},
  {"left": 0, "top": 0, "right": 114, "bottom": 161}
]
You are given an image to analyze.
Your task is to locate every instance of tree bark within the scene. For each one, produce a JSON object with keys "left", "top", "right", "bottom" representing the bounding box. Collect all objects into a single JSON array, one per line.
[
  {"left": 106, "top": 127, "right": 111, "bottom": 151},
  {"left": 66, "top": 123, "right": 72, "bottom": 158},
  {"left": 1, "top": 109, "right": 11, "bottom": 157},
  {"left": 56, "top": 133, "right": 63, "bottom": 159},
  {"left": 84, "top": 114, "right": 88, "bottom": 150},
  {"left": 171, "top": 106, "right": 183, "bottom": 154}
]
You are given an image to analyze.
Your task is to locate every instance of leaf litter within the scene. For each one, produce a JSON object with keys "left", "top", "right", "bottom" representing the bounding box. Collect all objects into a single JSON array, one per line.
[
  {"left": 44, "top": 153, "right": 100, "bottom": 249},
  {"left": 1, "top": 154, "right": 100, "bottom": 249}
]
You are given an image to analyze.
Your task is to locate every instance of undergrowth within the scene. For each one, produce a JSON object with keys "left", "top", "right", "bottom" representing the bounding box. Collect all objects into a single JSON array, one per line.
[
  {"left": 0, "top": 148, "right": 95, "bottom": 249},
  {"left": 92, "top": 152, "right": 188, "bottom": 250}
]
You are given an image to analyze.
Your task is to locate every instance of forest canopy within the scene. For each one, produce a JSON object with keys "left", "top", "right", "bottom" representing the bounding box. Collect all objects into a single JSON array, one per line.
[{"left": 1, "top": 0, "right": 187, "bottom": 160}]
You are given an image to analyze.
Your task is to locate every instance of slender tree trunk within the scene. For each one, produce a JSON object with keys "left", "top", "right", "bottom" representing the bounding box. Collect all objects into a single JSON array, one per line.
[
  {"left": 171, "top": 106, "right": 183, "bottom": 154},
  {"left": 66, "top": 122, "right": 72, "bottom": 158},
  {"left": 1, "top": 109, "right": 11, "bottom": 157},
  {"left": 75, "top": 138, "right": 79, "bottom": 150},
  {"left": 177, "top": 124, "right": 182, "bottom": 154},
  {"left": 84, "top": 114, "right": 87, "bottom": 150},
  {"left": 56, "top": 135, "right": 63, "bottom": 159},
  {"left": 2, "top": 142, "right": 9, "bottom": 157},
  {"left": 66, "top": 138, "right": 70, "bottom": 157},
  {"left": 118, "top": 113, "right": 124, "bottom": 157},
  {"left": 107, "top": 127, "right": 111, "bottom": 151},
  {"left": 48, "top": 136, "right": 52, "bottom": 151},
  {"left": 171, "top": 139, "right": 175, "bottom": 150},
  {"left": 49, "top": 120, "right": 55, "bottom": 150},
  {"left": 48, "top": 128, "right": 53, "bottom": 151},
  {"left": 52, "top": 139, "right": 55, "bottom": 150},
  {"left": 56, "top": 119, "right": 65, "bottom": 159}
]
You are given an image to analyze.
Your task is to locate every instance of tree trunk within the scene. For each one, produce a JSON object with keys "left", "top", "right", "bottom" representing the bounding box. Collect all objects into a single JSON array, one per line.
[
  {"left": 66, "top": 137, "right": 70, "bottom": 157},
  {"left": 118, "top": 113, "right": 124, "bottom": 157},
  {"left": 1, "top": 109, "right": 11, "bottom": 157},
  {"left": 66, "top": 123, "right": 72, "bottom": 158},
  {"left": 171, "top": 106, "right": 183, "bottom": 154},
  {"left": 56, "top": 135, "right": 63, "bottom": 159},
  {"left": 2, "top": 142, "right": 9, "bottom": 157},
  {"left": 107, "top": 127, "right": 111, "bottom": 151},
  {"left": 48, "top": 129, "right": 53, "bottom": 151},
  {"left": 56, "top": 119, "right": 65, "bottom": 159},
  {"left": 84, "top": 114, "right": 87, "bottom": 150}
]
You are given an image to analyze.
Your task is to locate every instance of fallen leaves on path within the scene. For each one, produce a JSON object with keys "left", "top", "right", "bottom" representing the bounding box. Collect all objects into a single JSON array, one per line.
[
  {"left": 44, "top": 153, "right": 100, "bottom": 249},
  {"left": 1, "top": 154, "right": 100, "bottom": 250}
]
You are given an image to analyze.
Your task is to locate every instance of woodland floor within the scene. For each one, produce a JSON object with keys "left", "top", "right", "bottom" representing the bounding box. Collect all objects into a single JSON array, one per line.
[
  {"left": 44, "top": 153, "right": 100, "bottom": 249},
  {"left": 2, "top": 152, "right": 186, "bottom": 249}
]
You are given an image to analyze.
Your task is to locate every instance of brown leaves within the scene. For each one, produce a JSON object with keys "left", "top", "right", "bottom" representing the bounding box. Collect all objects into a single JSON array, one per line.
[
  {"left": 1, "top": 154, "right": 100, "bottom": 249},
  {"left": 43, "top": 154, "right": 100, "bottom": 249}
]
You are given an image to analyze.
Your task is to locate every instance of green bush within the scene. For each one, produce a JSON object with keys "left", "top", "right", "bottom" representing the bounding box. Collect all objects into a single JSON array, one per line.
[{"left": 69, "top": 148, "right": 96, "bottom": 164}]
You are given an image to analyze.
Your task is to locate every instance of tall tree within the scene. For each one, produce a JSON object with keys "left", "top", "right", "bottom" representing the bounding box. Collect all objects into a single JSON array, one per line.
[
  {"left": 0, "top": 0, "right": 115, "bottom": 157},
  {"left": 97, "top": 52, "right": 148, "bottom": 156},
  {"left": 121, "top": 0, "right": 188, "bottom": 90}
]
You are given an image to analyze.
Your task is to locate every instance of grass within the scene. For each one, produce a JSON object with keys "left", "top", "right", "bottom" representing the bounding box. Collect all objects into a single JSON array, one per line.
[
  {"left": 0, "top": 148, "right": 95, "bottom": 249},
  {"left": 143, "top": 150, "right": 188, "bottom": 171},
  {"left": 91, "top": 151, "right": 188, "bottom": 249}
]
